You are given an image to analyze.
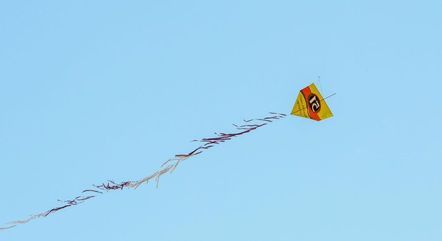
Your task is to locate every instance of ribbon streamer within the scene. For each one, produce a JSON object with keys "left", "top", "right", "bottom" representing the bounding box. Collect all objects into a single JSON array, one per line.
[{"left": 0, "top": 112, "right": 287, "bottom": 230}]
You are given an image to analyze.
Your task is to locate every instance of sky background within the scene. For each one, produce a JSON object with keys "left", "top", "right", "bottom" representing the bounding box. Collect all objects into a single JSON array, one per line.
[{"left": 1, "top": 0, "right": 441, "bottom": 240}]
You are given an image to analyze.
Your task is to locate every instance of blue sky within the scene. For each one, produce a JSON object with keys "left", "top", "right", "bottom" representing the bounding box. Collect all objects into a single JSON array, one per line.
[{"left": 0, "top": 0, "right": 441, "bottom": 240}]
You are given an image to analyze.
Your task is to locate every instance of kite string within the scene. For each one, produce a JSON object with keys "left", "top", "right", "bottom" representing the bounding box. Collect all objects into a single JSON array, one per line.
[{"left": 0, "top": 112, "right": 287, "bottom": 230}]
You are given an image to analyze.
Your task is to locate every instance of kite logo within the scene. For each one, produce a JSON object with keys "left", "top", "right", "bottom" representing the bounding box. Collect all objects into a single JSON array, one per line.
[{"left": 308, "top": 94, "right": 321, "bottom": 113}]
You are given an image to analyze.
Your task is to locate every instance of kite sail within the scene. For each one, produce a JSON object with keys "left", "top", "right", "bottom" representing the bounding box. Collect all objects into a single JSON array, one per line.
[
  {"left": 0, "top": 83, "right": 334, "bottom": 230},
  {"left": 291, "top": 83, "right": 333, "bottom": 121}
]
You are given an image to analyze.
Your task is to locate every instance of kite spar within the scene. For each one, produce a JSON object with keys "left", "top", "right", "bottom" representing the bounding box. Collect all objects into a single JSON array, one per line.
[{"left": 0, "top": 83, "right": 334, "bottom": 230}]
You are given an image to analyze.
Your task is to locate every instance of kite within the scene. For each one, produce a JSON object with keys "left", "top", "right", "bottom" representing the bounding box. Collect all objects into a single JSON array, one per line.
[
  {"left": 0, "top": 83, "right": 334, "bottom": 230},
  {"left": 291, "top": 83, "right": 334, "bottom": 121}
]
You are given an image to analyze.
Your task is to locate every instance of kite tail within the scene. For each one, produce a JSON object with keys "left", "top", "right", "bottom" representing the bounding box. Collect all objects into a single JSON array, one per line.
[{"left": 0, "top": 112, "right": 286, "bottom": 230}]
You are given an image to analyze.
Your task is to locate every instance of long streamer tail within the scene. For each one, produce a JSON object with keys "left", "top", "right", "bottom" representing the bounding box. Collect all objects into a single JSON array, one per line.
[{"left": 0, "top": 112, "right": 287, "bottom": 230}]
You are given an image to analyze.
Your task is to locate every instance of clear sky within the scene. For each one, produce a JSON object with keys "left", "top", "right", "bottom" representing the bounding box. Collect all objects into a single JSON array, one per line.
[{"left": 1, "top": 0, "right": 441, "bottom": 240}]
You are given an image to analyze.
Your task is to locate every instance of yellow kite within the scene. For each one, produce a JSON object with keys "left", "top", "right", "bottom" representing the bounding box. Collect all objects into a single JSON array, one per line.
[{"left": 291, "top": 83, "right": 333, "bottom": 121}]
